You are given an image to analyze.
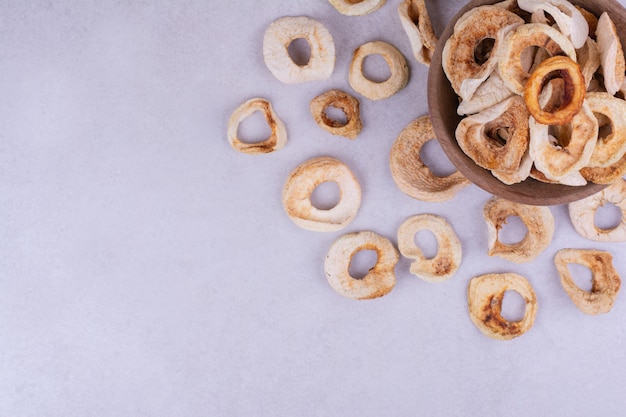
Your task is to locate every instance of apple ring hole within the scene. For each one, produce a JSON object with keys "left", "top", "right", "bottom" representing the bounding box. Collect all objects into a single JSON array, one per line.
[
  {"left": 498, "top": 215, "right": 528, "bottom": 245},
  {"left": 310, "top": 181, "right": 341, "bottom": 210},
  {"left": 236, "top": 109, "right": 273, "bottom": 144},
  {"left": 412, "top": 229, "right": 439, "bottom": 260},
  {"left": 500, "top": 290, "right": 527, "bottom": 322},
  {"left": 287, "top": 37, "right": 311, "bottom": 67},
  {"left": 566, "top": 262, "right": 594, "bottom": 292},
  {"left": 474, "top": 37, "right": 495, "bottom": 66},
  {"left": 419, "top": 139, "right": 457, "bottom": 177},
  {"left": 348, "top": 249, "right": 379, "bottom": 280},
  {"left": 595, "top": 202, "right": 622, "bottom": 231},
  {"left": 362, "top": 53, "right": 392, "bottom": 83},
  {"left": 323, "top": 105, "right": 348, "bottom": 127}
]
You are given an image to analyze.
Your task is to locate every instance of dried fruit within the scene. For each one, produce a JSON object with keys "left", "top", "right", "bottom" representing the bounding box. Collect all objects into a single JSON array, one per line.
[
  {"left": 390, "top": 115, "right": 470, "bottom": 202},
  {"left": 227, "top": 98, "right": 287, "bottom": 154},
  {"left": 468, "top": 273, "right": 538, "bottom": 340},
  {"left": 324, "top": 231, "right": 398, "bottom": 300},
  {"left": 349, "top": 40, "right": 409, "bottom": 100},
  {"left": 555, "top": 248, "right": 621, "bottom": 315},
  {"left": 282, "top": 156, "right": 361, "bottom": 232},
  {"left": 263, "top": 16, "right": 335, "bottom": 84},
  {"left": 483, "top": 196, "right": 554, "bottom": 263},
  {"left": 397, "top": 214, "right": 462, "bottom": 282}
]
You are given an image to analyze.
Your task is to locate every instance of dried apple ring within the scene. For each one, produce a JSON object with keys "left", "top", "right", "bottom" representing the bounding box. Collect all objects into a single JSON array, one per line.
[
  {"left": 596, "top": 12, "right": 625, "bottom": 96},
  {"left": 282, "top": 156, "right": 361, "bottom": 232},
  {"left": 585, "top": 92, "right": 626, "bottom": 168},
  {"left": 328, "top": 0, "right": 386, "bottom": 16},
  {"left": 349, "top": 41, "right": 409, "bottom": 101},
  {"left": 398, "top": 0, "right": 438, "bottom": 66},
  {"left": 524, "top": 56, "right": 586, "bottom": 126},
  {"left": 554, "top": 248, "right": 621, "bottom": 315},
  {"left": 442, "top": 5, "right": 524, "bottom": 101},
  {"left": 455, "top": 96, "right": 530, "bottom": 173},
  {"left": 568, "top": 178, "right": 626, "bottom": 242},
  {"left": 498, "top": 23, "right": 576, "bottom": 95},
  {"left": 227, "top": 98, "right": 287, "bottom": 154},
  {"left": 397, "top": 214, "right": 462, "bottom": 282},
  {"left": 467, "top": 273, "right": 538, "bottom": 340},
  {"left": 263, "top": 16, "right": 335, "bottom": 84},
  {"left": 483, "top": 196, "right": 554, "bottom": 263},
  {"left": 529, "top": 102, "right": 598, "bottom": 183},
  {"left": 457, "top": 70, "right": 515, "bottom": 116},
  {"left": 576, "top": 38, "right": 601, "bottom": 89},
  {"left": 517, "top": 0, "right": 589, "bottom": 48},
  {"left": 580, "top": 153, "right": 626, "bottom": 184},
  {"left": 324, "top": 231, "right": 398, "bottom": 300},
  {"left": 390, "top": 116, "right": 470, "bottom": 202},
  {"left": 309, "top": 89, "right": 362, "bottom": 140}
]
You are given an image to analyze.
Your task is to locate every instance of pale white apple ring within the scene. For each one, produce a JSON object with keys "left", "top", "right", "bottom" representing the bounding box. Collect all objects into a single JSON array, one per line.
[
  {"left": 442, "top": 5, "right": 524, "bottom": 101},
  {"left": 455, "top": 96, "right": 530, "bottom": 174},
  {"left": 328, "top": 0, "right": 386, "bottom": 16},
  {"left": 517, "top": 0, "right": 589, "bottom": 48},
  {"left": 349, "top": 41, "right": 409, "bottom": 101},
  {"left": 324, "top": 231, "right": 398, "bottom": 300},
  {"left": 529, "top": 102, "right": 598, "bottom": 183},
  {"left": 263, "top": 16, "right": 335, "bottom": 84},
  {"left": 468, "top": 273, "right": 538, "bottom": 340},
  {"left": 390, "top": 115, "right": 470, "bottom": 202},
  {"left": 398, "top": 0, "right": 438, "bottom": 66},
  {"left": 498, "top": 23, "right": 576, "bottom": 95},
  {"left": 554, "top": 248, "right": 621, "bottom": 315},
  {"left": 568, "top": 178, "right": 626, "bottom": 242},
  {"left": 282, "top": 156, "right": 361, "bottom": 232},
  {"left": 227, "top": 98, "right": 287, "bottom": 154},
  {"left": 596, "top": 12, "right": 625, "bottom": 96},
  {"left": 397, "top": 214, "right": 462, "bottom": 282},
  {"left": 483, "top": 196, "right": 554, "bottom": 263},
  {"left": 585, "top": 92, "right": 626, "bottom": 168}
]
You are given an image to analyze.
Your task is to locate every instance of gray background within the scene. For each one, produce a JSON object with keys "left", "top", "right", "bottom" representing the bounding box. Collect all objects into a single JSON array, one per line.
[{"left": 2, "top": 0, "right": 626, "bottom": 415}]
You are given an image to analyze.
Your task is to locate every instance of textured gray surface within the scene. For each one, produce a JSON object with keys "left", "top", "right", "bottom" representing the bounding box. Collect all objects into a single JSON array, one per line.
[{"left": 1, "top": 1, "right": 626, "bottom": 416}]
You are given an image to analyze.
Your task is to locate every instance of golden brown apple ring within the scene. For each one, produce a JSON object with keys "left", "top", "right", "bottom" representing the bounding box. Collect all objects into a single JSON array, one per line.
[
  {"left": 467, "top": 273, "right": 538, "bottom": 340},
  {"left": 227, "top": 98, "right": 287, "bottom": 154},
  {"left": 263, "top": 16, "right": 335, "bottom": 84},
  {"left": 554, "top": 248, "right": 621, "bottom": 315},
  {"left": 498, "top": 23, "right": 577, "bottom": 95},
  {"left": 585, "top": 92, "right": 626, "bottom": 168},
  {"left": 568, "top": 178, "right": 626, "bottom": 242},
  {"left": 324, "top": 230, "right": 398, "bottom": 300},
  {"left": 328, "top": 0, "right": 386, "bottom": 16},
  {"left": 397, "top": 214, "right": 462, "bottom": 282},
  {"left": 529, "top": 102, "right": 598, "bottom": 182},
  {"left": 483, "top": 196, "right": 554, "bottom": 263},
  {"left": 455, "top": 96, "right": 530, "bottom": 173},
  {"left": 390, "top": 116, "right": 470, "bottom": 202},
  {"left": 524, "top": 56, "right": 586, "bottom": 126},
  {"left": 349, "top": 41, "right": 409, "bottom": 101},
  {"left": 442, "top": 5, "right": 524, "bottom": 101},
  {"left": 282, "top": 156, "right": 361, "bottom": 232},
  {"left": 398, "top": 0, "right": 438, "bottom": 66},
  {"left": 309, "top": 89, "right": 362, "bottom": 140}
]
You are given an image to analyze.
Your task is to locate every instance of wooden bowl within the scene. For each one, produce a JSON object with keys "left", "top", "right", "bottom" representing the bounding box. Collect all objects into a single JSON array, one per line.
[{"left": 428, "top": 0, "right": 626, "bottom": 206}]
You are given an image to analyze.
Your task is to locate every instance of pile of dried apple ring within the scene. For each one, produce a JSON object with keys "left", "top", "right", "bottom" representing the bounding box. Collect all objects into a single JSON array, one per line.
[{"left": 227, "top": 0, "right": 626, "bottom": 341}]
